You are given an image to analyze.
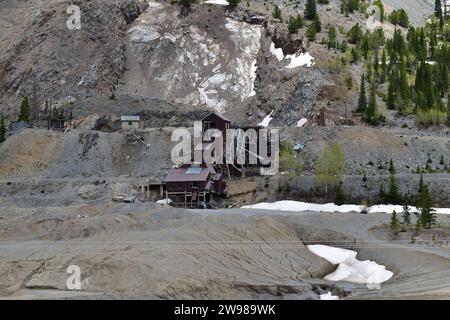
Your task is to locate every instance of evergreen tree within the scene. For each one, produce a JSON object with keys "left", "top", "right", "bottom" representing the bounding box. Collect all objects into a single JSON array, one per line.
[
  {"left": 387, "top": 71, "right": 397, "bottom": 110},
  {"left": 379, "top": 181, "right": 386, "bottom": 203},
  {"left": 347, "top": 23, "right": 364, "bottom": 44},
  {"left": 364, "top": 82, "right": 379, "bottom": 125},
  {"left": 386, "top": 173, "right": 402, "bottom": 204},
  {"left": 388, "top": 158, "right": 396, "bottom": 174},
  {"left": 19, "top": 96, "right": 30, "bottom": 122},
  {"left": 0, "top": 115, "right": 5, "bottom": 143},
  {"left": 313, "top": 14, "right": 322, "bottom": 33},
  {"left": 435, "top": 0, "right": 443, "bottom": 18},
  {"left": 306, "top": 23, "right": 317, "bottom": 41},
  {"left": 327, "top": 25, "right": 337, "bottom": 49},
  {"left": 357, "top": 74, "right": 367, "bottom": 112},
  {"left": 373, "top": 50, "right": 379, "bottom": 80},
  {"left": 390, "top": 210, "right": 400, "bottom": 231},
  {"left": 435, "top": 0, "right": 444, "bottom": 27},
  {"left": 402, "top": 205, "right": 411, "bottom": 225},
  {"left": 335, "top": 181, "right": 346, "bottom": 205},
  {"left": 288, "top": 15, "right": 304, "bottom": 33},
  {"left": 380, "top": 50, "right": 387, "bottom": 82},
  {"left": 417, "top": 184, "right": 436, "bottom": 229},
  {"left": 399, "top": 57, "right": 410, "bottom": 113},
  {"left": 272, "top": 5, "right": 282, "bottom": 20},
  {"left": 418, "top": 174, "right": 425, "bottom": 195},
  {"left": 228, "top": 0, "right": 240, "bottom": 6},
  {"left": 305, "top": 0, "right": 317, "bottom": 20}
]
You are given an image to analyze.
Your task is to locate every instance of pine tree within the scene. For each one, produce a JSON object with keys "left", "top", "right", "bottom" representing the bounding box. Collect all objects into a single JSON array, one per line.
[
  {"left": 418, "top": 174, "right": 425, "bottom": 195},
  {"left": 305, "top": 0, "right": 317, "bottom": 20},
  {"left": 435, "top": 0, "right": 444, "bottom": 28},
  {"left": 364, "top": 82, "right": 379, "bottom": 125},
  {"left": 373, "top": 50, "right": 379, "bottom": 80},
  {"left": 399, "top": 57, "right": 410, "bottom": 113},
  {"left": 387, "top": 71, "right": 397, "bottom": 110},
  {"left": 390, "top": 210, "right": 400, "bottom": 231},
  {"left": 386, "top": 173, "right": 402, "bottom": 204},
  {"left": 335, "top": 181, "right": 346, "bottom": 205},
  {"left": 388, "top": 158, "right": 396, "bottom": 174},
  {"left": 357, "top": 74, "right": 367, "bottom": 112},
  {"left": 417, "top": 184, "right": 436, "bottom": 229},
  {"left": 379, "top": 182, "right": 386, "bottom": 203},
  {"left": 0, "top": 115, "right": 5, "bottom": 143},
  {"left": 327, "top": 25, "right": 337, "bottom": 49},
  {"left": 288, "top": 15, "right": 304, "bottom": 33},
  {"left": 435, "top": 0, "right": 443, "bottom": 18},
  {"left": 228, "top": 0, "right": 240, "bottom": 6},
  {"left": 19, "top": 96, "right": 30, "bottom": 122},
  {"left": 272, "top": 5, "right": 282, "bottom": 21},
  {"left": 313, "top": 14, "right": 322, "bottom": 32},
  {"left": 402, "top": 205, "right": 411, "bottom": 225},
  {"left": 306, "top": 23, "right": 317, "bottom": 41}
]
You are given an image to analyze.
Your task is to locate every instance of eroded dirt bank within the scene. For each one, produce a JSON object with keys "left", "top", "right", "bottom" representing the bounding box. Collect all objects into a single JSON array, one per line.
[{"left": 1, "top": 202, "right": 449, "bottom": 299}]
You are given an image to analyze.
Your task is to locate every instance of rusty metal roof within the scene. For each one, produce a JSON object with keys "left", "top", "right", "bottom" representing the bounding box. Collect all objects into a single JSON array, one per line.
[
  {"left": 202, "top": 111, "right": 231, "bottom": 122},
  {"left": 164, "top": 166, "right": 214, "bottom": 182}
]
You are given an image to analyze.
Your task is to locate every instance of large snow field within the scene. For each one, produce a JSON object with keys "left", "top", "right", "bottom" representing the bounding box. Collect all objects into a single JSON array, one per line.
[{"left": 241, "top": 200, "right": 450, "bottom": 215}]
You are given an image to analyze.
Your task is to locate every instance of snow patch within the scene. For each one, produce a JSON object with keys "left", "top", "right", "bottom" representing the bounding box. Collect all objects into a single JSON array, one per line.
[
  {"left": 269, "top": 42, "right": 315, "bottom": 68},
  {"left": 156, "top": 198, "right": 172, "bottom": 205},
  {"left": 241, "top": 200, "right": 450, "bottom": 215},
  {"left": 308, "top": 245, "right": 393, "bottom": 285},
  {"left": 205, "top": 0, "right": 229, "bottom": 5},
  {"left": 285, "top": 51, "right": 315, "bottom": 68},
  {"left": 270, "top": 42, "right": 284, "bottom": 61},
  {"left": 320, "top": 292, "right": 339, "bottom": 300},
  {"left": 147, "top": 1, "right": 162, "bottom": 8},
  {"left": 242, "top": 201, "right": 361, "bottom": 213}
]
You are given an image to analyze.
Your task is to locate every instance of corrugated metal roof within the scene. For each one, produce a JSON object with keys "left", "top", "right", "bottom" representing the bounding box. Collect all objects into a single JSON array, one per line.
[
  {"left": 121, "top": 116, "right": 140, "bottom": 121},
  {"left": 164, "top": 166, "right": 214, "bottom": 182}
]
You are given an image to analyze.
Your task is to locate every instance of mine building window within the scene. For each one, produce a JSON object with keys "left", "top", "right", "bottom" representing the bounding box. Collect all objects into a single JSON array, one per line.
[{"left": 128, "top": 121, "right": 133, "bottom": 126}]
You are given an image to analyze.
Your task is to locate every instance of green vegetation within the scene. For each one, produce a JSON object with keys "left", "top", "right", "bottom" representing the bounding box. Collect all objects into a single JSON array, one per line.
[
  {"left": 335, "top": 181, "right": 346, "bottom": 205},
  {"left": 279, "top": 142, "right": 303, "bottom": 176},
  {"left": 305, "top": 0, "right": 317, "bottom": 20},
  {"left": 288, "top": 15, "right": 304, "bottom": 33},
  {"left": 19, "top": 96, "right": 30, "bottom": 123},
  {"left": 389, "top": 9, "right": 410, "bottom": 28},
  {"left": 316, "top": 143, "right": 345, "bottom": 194},
  {"left": 0, "top": 115, "right": 5, "bottom": 143},
  {"left": 272, "top": 5, "right": 282, "bottom": 21},
  {"left": 390, "top": 210, "right": 401, "bottom": 232}
]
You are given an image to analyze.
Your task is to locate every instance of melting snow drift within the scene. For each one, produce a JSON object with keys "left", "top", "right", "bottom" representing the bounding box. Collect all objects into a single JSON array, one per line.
[
  {"left": 241, "top": 200, "right": 450, "bottom": 215},
  {"left": 307, "top": 245, "right": 393, "bottom": 285},
  {"left": 205, "top": 0, "right": 229, "bottom": 5},
  {"left": 285, "top": 51, "right": 315, "bottom": 68},
  {"left": 320, "top": 292, "right": 340, "bottom": 300},
  {"left": 269, "top": 42, "right": 315, "bottom": 68}
]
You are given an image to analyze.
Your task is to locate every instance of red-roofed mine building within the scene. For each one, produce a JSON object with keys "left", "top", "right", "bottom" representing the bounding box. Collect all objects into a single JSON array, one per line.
[{"left": 164, "top": 164, "right": 224, "bottom": 207}]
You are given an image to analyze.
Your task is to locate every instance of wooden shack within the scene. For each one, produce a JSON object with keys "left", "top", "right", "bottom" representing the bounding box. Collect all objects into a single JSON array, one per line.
[{"left": 164, "top": 164, "right": 224, "bottom": 207}]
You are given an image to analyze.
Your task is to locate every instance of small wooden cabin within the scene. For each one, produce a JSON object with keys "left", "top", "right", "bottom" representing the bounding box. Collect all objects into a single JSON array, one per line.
[{"left": 121, "top": 115, "right": 141, "bottom": 130}]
